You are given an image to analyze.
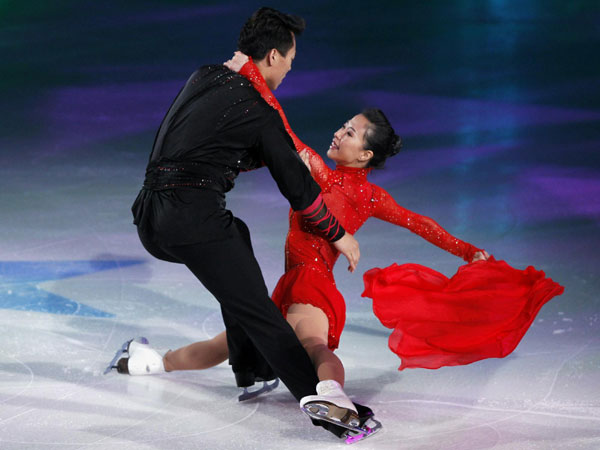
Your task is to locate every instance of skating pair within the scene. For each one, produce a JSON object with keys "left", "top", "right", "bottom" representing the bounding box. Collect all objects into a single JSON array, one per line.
[{"left": 106, "top": 338, "right": 381, "bottom": 443}]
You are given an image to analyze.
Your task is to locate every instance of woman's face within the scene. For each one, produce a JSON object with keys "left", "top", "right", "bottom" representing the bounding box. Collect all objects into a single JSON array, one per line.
[{"left": 327, "top": 114, "right": 373, "bottom": 167}]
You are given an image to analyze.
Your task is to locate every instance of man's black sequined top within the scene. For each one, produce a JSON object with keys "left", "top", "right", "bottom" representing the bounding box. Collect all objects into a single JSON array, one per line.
[{"left": 132, "top": 65, "right": 344, "bottom": 245}]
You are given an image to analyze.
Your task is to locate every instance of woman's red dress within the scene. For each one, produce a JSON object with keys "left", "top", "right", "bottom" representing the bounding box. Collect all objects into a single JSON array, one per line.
[{"left": 239, "top": 60, "right": 564, "bottom": 367}]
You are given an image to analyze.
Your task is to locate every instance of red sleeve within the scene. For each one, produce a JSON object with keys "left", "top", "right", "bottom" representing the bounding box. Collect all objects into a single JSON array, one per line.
[
  {"left": 371, "top": 185, "right": 482, "bottom": 262},
  {"left": 238, "top": 59, "right": 343, "bottom": 242},
  {"left": 239, "top": 59, "right": 332, "bottom": 185}
]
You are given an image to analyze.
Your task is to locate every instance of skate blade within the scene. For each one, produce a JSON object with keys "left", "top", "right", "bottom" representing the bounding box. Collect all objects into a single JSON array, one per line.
[
  {"left": 238, "top": 379, "right": 280, "bottom": 402},
  {"left": 301, "top": 401, "right": 361, "bottom": 430},
  {"left": 103, "top": 337, "right": 149, "bottom": 375},
  {"left": 103, "top": 340, "right": 131, "bottom": 375},
  {"left": 344, "top": 417, "right": 383, "bottom": 444}
]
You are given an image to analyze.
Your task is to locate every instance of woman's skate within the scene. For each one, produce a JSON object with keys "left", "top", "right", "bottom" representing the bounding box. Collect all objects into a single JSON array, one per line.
[
  {"left": 300, "top": 380, "right": 382, "bottom": 444},
  {"left": 104, "top": 337, "right": 165, "bottom": 375}
]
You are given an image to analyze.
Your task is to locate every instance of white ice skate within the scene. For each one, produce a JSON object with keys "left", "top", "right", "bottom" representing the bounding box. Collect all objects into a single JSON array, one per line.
[
  {"left": 104, "top": 337, "right": 147, "bottom": 374},
  {"left": 122, "top": 340, "right": 165, "bottom": 375},
  {"left": 300, "top": 380, "right": 361, "bottom": 430},
  {"left": 104, "top": 337, "right": 165, "bottom": 375}
]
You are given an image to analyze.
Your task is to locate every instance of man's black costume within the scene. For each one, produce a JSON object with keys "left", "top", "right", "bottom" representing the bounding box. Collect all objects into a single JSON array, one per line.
[{"left": 132, "top": 65, "right": 344, "bottom": 401}]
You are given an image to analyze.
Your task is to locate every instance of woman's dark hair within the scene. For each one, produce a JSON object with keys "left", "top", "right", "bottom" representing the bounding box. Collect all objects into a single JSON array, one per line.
[
  {"left": 362, "top": 108, "right": 402, "bottom": 169},
  {"left": 238, "top": 7, "right": 306, "bottom": 60}
]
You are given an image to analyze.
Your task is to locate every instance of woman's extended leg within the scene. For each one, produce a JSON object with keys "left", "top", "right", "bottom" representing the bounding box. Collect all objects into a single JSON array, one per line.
[
  {"left": 163, "top": 331, "right": 228, "bottom": 371},
  {"left": 285, "top": 303, "right": 345, "bottom": 386},
  {"left": 162, "top": 303, "right": 343, "bottom": 384}
]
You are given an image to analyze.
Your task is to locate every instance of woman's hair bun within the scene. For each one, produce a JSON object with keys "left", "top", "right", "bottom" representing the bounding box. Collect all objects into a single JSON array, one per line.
[
  {"left": 362, "top": 108, "right": 402, "bottom": 169},
  {"left": 389, "top": 134, "right": 402, "bottom": 156}
]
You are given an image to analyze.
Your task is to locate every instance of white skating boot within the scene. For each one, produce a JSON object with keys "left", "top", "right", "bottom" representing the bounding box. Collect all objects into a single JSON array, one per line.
[
  {"left": 122, "top": 340, "right": 166, "bottom": 375},
  {"left": 300, "top": 380, "right": 360, "bottom": 430},
  {"left": 104, "top": 337, "right": 165, "bottom": 375}
]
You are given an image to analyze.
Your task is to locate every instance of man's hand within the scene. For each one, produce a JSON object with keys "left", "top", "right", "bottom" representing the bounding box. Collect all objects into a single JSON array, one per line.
[
  {"left": 471, "top": 250, "right": 490, "bottom": 262},
  {"left": 333, "top": 232, "right": 360, "bottom": 272},
  {"left": 223, "top": 51, "right": 249, "bottom": 73},
  {"left": 299, "top": 149, "right": 311, "bottom": 171}
]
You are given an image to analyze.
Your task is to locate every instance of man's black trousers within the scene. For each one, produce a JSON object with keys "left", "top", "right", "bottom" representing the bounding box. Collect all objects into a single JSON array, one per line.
[{"left": 136, "top": 216, "right": 320, "bottom": 402}]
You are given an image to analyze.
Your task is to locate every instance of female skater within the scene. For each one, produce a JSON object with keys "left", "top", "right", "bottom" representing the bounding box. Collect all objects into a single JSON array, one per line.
[{"left": 122, "top": 54, "right": 562, "bottom": 396}]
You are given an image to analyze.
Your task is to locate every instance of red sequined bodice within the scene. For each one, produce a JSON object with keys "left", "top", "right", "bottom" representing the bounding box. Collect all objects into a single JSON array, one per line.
[{"left": 286, "top": 164, "right": 373, "bottom": 272}]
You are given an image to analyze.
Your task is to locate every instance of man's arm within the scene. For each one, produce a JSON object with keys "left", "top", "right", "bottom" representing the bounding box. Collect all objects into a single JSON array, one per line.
[{"left": 256, "top": 110, "right": 360, "bottom": 271}]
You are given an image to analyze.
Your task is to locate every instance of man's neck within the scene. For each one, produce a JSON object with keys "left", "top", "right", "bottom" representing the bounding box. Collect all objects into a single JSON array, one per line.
[
  {"left": 254, "top": 58, "right": 268, "bottom": 76},
  {"left": 253, "top": 58, "right": 275, "bottom": 91}
]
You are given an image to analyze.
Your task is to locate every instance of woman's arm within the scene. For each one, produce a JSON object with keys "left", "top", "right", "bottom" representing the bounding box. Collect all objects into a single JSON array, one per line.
[
  {"left": 371, "top": 185, "right": 487, "bottom": 262},
  {"left": 226, "top": 53, "right": 333, "bottom": 184}
]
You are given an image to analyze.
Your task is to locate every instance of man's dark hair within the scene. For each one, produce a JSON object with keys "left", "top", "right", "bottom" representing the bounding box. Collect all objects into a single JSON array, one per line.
[{"left": 238, "top": 7, "right": 305, "bottom": 60}]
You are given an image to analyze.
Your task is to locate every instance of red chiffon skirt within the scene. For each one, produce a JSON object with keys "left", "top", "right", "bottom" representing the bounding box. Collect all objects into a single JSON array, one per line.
[{"left": 362, "top": 257, "right": 564, "bottom": 370}]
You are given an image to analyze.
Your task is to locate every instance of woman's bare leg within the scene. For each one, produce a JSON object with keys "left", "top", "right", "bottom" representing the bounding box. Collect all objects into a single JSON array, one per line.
[
  {"left": 163, "top": 331, "right": 229, "bottom": 372},
  {"left": 285, "top": 303, "right": 345, "bottom": 386},
  {"left": 162, "top": 303, "right": 342, "bottom": 384}
]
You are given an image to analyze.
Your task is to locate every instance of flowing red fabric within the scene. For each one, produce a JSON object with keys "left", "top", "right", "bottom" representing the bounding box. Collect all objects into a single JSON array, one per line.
[{"left": 362, "top": 257, "right": 564, "bottom": 370}]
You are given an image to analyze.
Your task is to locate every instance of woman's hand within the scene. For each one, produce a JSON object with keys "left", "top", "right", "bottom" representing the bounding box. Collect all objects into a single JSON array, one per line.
[
  {"left": 471, "top": 250, "right": 490, "bottom": 262},
  {"left": 223, "top": 51, "right": 249, "bottom": 73},
  {"left": 299, "top": 149, "right": 312, "bottom": 171}
]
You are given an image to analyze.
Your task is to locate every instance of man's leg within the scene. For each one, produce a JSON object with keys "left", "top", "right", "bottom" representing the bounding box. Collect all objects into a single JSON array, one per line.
[
  {"left": 165, "top": 220, "right": 319, "bottom": 401},
  {"left": 220, "top": 218, "right": 276, "bottom": 386},
  {"left": 137, "top": 226, "right": 181, "bottom": 263},
  {"left": 220, "top": 305, "right": 276, "bottom": 386}
]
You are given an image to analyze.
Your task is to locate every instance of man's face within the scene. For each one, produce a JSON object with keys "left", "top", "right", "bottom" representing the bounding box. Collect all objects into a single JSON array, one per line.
[{"left": 268, "top": 35, "right": 296, "bottom": 90}]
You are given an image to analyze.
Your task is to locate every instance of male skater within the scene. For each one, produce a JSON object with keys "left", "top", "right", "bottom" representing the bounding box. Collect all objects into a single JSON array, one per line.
[{"left": 126, "top": 7, "right": 371, "bottom": 440}]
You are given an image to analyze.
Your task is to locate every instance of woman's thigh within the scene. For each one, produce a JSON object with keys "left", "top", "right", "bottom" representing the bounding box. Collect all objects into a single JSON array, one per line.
[{"left": 286, "top": 303, "right": 330, "bottom": 348}]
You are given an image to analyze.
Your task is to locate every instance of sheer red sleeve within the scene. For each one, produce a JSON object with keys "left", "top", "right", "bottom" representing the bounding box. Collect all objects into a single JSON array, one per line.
[
  {"left": 371, "top": 185, "right": 482, "bottom": 262},
  {"left": 238, "top": 59, "right": 341, "bottom": 240},
  {"left": 238, "top": 59, "right": 332, "bottom": 185}
]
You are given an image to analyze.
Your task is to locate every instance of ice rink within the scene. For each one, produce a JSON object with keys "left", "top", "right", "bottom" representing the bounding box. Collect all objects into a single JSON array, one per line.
[{"left": 1, "top": 1, "right": 599, "bottom": 448}]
